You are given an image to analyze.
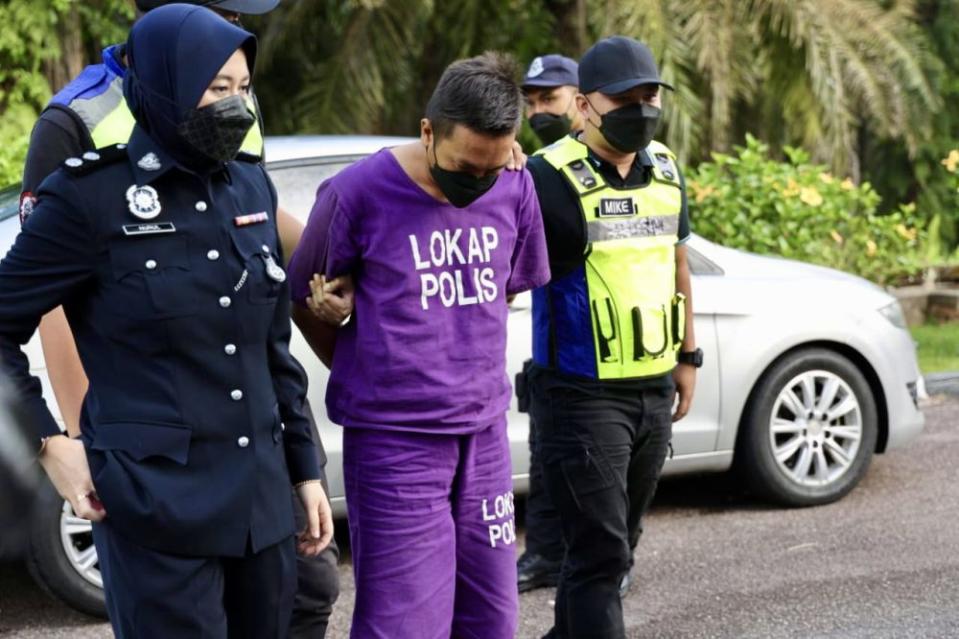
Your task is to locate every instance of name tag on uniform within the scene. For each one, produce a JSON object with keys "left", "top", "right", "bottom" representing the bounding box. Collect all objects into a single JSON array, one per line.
[
  {"left": 598, "top": 198, "right": 635, "bottom": 218},
  {"left": 122, "top": 222, "right": 177, "bottom": 236},
  {"left": 234, "top": 212, "right": 269, "bottom": 227}
]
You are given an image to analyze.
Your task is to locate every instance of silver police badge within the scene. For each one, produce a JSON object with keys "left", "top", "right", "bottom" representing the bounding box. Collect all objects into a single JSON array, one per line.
[
  {"left": 126, "top": 185, "right": 162, "bottom": 220},
  {"left": 527, "top": 57, "right": 544, "bottom": 78},
  {"left": 264, "top": 255, "right": 287, "bottom": 283},
  {"left": 137, "top": 152, "right": 162, "bottom": 171}
]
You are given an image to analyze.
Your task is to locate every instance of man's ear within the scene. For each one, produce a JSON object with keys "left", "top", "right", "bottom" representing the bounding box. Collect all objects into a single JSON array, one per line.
[
  {"left": 420, "top": 118, "right": 432, "bottom": 149},
  {"left": 574, "top": 94, "right": 590, "bottom": 120}
]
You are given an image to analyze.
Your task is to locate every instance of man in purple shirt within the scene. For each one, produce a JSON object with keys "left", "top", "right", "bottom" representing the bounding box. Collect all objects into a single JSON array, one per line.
[{"left": 288, "top": 53, "right": 550, "bottom": 639}]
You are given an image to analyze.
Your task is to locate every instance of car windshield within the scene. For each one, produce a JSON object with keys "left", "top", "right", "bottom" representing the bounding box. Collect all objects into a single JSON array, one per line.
[{"left": 0, "top": 184, "right": 20, "bottom": 223}]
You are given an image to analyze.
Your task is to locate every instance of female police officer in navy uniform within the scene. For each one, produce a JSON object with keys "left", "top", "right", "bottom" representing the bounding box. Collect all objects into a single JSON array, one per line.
[{"left": 0, "top": 5, "right": 332, "bottom": 637}]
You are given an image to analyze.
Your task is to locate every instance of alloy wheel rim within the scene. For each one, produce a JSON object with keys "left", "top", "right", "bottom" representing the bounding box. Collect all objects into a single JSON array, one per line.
[
  {"left": 59, "top": 500, "right": 102, "bottom": 588},
  {"left": 768, "top": 370, "right": 863, "bottom": 488}
]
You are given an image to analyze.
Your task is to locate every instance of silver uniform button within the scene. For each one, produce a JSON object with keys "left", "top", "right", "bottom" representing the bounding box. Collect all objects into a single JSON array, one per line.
[
  {"left": 145, "top": 259, "right": 157, "bottom": 270},
  {"left": 231, "top": 389, "right": 243, "bottom": 401},
  {"left": 195, "top": 201, "right": 208, "bottom": 212},
  {"left": 207, "top": 250, "right": 220, "bottom": 261},
  {"left": 219, "top": 296, "right": 231, "bottom": 308},
  {"left": 237, "top": 436, "right": 250, "bottom": 448},
  {"left": 224, "top": 344, "right": 237, "bottom": 355},
  {"left": 261, "top": 244, "right": 270, "bottom": 254},
  {"left": 82, "top": 151, "right": 100, "bottom": 161}
]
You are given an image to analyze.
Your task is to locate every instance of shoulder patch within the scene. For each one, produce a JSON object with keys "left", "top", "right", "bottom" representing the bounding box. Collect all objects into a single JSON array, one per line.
[{"left": 61, "top": 143, "right": 128, "bottom": 176}]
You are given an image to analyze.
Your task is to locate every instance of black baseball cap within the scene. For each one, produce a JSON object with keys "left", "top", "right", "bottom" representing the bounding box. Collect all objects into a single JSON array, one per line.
[
  {"left": 522, "top": 54, "right": 579, "bottom": 89},
  {"left": 579, "top": 36, "right": 673, "bottom": 95},
  {"left": 135, "top": 0, "right": 280, "bottom": 14}
]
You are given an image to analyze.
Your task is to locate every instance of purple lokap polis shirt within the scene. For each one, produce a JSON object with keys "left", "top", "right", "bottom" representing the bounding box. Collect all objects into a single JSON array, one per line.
[{"left": 288, "top": 148, "right": 550, "bottom": 433}]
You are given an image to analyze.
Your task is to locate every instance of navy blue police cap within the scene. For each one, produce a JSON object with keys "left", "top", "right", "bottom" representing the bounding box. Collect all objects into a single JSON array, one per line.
[
  {"left": 136, "top": 0, "right": 279, "bottom": 14},
  {"left": 522, "top": 54, "right": 579, "bottom": 89},
  {"left": 579, "top": 36, "right": 674, "bottom": 95}
]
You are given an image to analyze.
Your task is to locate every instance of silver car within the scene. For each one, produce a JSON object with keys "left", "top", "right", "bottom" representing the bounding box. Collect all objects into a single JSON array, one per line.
[{"left": 0, "top": 135, "right": 925, "bottom": 616}]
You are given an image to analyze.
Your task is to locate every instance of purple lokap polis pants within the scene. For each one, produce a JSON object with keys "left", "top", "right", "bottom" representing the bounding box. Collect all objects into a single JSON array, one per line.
[{"left": 343, "top": 417, "right": 518, "bottom": 639}]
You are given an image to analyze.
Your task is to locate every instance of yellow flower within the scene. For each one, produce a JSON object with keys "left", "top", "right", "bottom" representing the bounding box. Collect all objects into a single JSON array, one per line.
[
  {"left": 830, "top": 230, "right": 844, "bottom": 244},
  {"left": 782, "top": 178, "right": 800, "bottom": 197},
  {"left": 800, "top": 187, "right": 823, "bottom": 206},
  {"left": 866, "top": 240, "right": 878, "bottom": 256},
  {"left": 840, "top": 178, "right": 855, "bottom": 191},
  {"left": 895, "top": 224, "right": 917, "bottom": 241},
  {"left": 941, "top": 149, "right": 959, "bottom": 173},
  {"left": 818, "top": 172, "right": 834, "bottom": 184},
  {"left": 690, "top": 181, "right": 716, "bottom": 203}
]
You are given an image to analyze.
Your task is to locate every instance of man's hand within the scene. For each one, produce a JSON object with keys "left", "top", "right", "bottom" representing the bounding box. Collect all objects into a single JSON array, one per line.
[
  {"left": 672, "top": 364, "right": 696, "bottom": 422},
  {"left": 295, "top": 480, "right": 334, "bottom": 556},
  {"left": 506, "top": 140, "right": 527, "bottom": 171},
  {"left": 306, "top": 274, "right": 354, "bottom": 326},
  {"left": 39, "top": 435, "right": 106, "bottom": 522}
]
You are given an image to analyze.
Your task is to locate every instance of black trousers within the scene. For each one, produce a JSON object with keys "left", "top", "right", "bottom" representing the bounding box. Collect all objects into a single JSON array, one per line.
[
  {"left": 94, "top": 522, "right": 297, "bottom": 639},
  {"left": 290, "top": 482, "right": 340, "bottom": 639},
  {"left": 290, "top": 401, "right": 341, "bottom": 639},
  {"left": 523, "top": 413, "right": 565, "bottom": 561},
  {"left": 528, "top": 366, "right": 673, "bottom": 639}
]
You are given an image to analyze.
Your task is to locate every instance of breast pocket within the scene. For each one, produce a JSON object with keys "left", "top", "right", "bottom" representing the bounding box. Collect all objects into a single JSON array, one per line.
[
  {"left": 229, "top": 227, "right": 284, "bottom": 305},
  {"left": 109, "top": 237, "right": 198, "bottom": 319}
]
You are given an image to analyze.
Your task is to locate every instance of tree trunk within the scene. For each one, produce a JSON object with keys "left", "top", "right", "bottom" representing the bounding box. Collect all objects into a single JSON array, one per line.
[
  {"left": 44, "top": 5, "right": 85, "bottom": 93},
  {"left": 545, "top": 0, "right": 588, "bottom": 56}
]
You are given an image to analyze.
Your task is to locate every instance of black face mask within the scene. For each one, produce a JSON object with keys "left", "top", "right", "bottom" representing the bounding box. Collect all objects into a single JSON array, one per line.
[
  {"left": 177, "top": 94, "right": 256, "bottom": 163},
  {"left": 591, "top": 101, "right": 661, "bottom": 153},
  {"left": 529, "top": 112, "right": 572, "bottom": 145},
  {"left": 428, "top": 142, "right": 498, "bottom": 208}
]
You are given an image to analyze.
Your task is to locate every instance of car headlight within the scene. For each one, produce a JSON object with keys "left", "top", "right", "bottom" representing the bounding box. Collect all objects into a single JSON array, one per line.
[{"left": 878, "top": 301, "right": 908, "bottom": 330}]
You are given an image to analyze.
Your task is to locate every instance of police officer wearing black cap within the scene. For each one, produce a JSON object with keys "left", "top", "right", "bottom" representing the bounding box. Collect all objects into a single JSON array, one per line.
[
  {"left": 522, "top": 54, "right": 584, "bottom": 147},
  {"left": 526, "top": 36, "right": 701, "bottom": 638},
  {"left": 0, "top": 6, "right": 332, "bottom": 638},
  {"left": 17, "top": 1, "right": 342, "bottom": 635},
  {"left": 514, "top": 53, "right": 586, "bottom": 595}
]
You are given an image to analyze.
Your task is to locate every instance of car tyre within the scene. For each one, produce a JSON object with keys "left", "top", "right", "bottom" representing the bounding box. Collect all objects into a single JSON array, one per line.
[
  {"left": 26, "top": 479, "right": 106, "bottom": 618},
  {"left": 738, "top": 348, "right": 878, "bottom": 507}
]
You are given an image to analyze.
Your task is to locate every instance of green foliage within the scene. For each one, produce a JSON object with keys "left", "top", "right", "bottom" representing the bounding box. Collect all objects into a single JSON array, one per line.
[
  {"left": 911, "top": 320, "right": 959, "bottom": 374},
  {"left": 0, "top": 0, "right": 133, "bottom": 186},
  {"left": 251, "top": 0, "right": 555, "bottom": 137},
  {"left": 856, "top": 0, "right": 959, "bottom": 256},
  {"left": 689, "top": 135, "right": 928, "bottom": 285}
]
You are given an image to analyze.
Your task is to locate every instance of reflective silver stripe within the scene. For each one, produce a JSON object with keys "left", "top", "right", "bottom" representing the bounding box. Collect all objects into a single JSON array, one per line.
[
  {"left": 69, "top": 77, "right": 124, "bottom": 134},
  {"left": 587, "top": 215, "right": 679, "bottom": 242}
]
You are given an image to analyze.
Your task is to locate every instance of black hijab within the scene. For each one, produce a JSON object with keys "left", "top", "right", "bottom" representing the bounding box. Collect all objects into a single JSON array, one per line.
[{"left": 123, "top": 3, "right": 257, "bottom": 172}]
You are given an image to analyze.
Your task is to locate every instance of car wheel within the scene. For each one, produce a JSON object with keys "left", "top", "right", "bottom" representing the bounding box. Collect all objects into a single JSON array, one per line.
[
  {"left": 26, "top": 479, "right": 106, "bottom": 618},
  {"left": 738, "top": 348, "right": 878, "bottom": 507}
]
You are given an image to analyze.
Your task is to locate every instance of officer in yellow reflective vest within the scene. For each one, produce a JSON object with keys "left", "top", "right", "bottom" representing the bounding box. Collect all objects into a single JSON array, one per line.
[
  {"left": 17, "top": 2, "right": 340, "bottom": 637},
  {"left": 526, "top": 36, "right": 702, "bottom": 639}
]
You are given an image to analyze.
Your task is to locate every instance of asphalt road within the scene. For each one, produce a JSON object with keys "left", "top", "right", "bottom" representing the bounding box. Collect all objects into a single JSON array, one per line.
[{"left": 1, "top": 395, "right": 957, "bottom": 638}]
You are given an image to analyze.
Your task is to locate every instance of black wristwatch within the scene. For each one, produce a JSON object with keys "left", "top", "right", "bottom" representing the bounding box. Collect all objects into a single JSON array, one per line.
[{"left": 677, "top": 347, "right": 704, "bottom": 368}]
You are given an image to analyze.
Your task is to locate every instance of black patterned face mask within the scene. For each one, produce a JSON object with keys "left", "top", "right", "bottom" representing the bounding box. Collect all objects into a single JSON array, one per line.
[{"left": 177, "top": 95, "right": 256, "bottom": 163}]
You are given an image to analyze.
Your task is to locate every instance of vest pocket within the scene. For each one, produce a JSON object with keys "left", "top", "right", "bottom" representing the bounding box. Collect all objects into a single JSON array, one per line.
[
  {"left": 591, "top": 298, "right": 619, "bottom": 363},
  {"left": 632, "top": 305, "right": 669, "bottom": 359},
  {"left": 632, "top": 294, "right": 686, "bottom": 361}
]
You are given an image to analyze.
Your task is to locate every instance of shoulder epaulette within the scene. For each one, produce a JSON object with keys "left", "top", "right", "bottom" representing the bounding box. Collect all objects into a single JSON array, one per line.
[
  {"left": 62, "top": 143, "right": 129, "bottom": 176},
  {"left": 234, "top": 151, "right": 262, "bottom": 164}
]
